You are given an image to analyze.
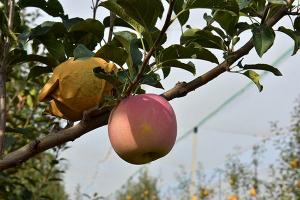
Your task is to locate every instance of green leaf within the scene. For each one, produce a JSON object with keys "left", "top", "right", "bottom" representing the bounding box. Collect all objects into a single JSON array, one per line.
[
  {"left": 160, "top": 60, "right": 196, "bottom": 77},
  {"left": 48, "top": 178, "right": 63, "bottom": 182},
  {"left": 93, "top": 67, "right": 118, "bottom": 86},
  {"left": 243, "top": 64, "right": 282, "bottom": 76},
  {"left": 102, "top": 0, "right": 163, "bottom": 31},
  {"left": 29, "top": 21, "right": 66, "bottom": 38},
  {"left": 62, "top": 18, "right": 84, "bottom": 56},
  {"left": 213, "top": 10, "right": 239, "bottom": 36},
  {"left": 239, "top": 0, "right": 266, "bottom": 18},
  {"left": 294, "top": 16, "right": 300, "bottom": 33},
  {"left": 73, "top": 44, "right": 95, "bottom": 59},
  {"left": 232, "top": 36, "right": 240, "bottom": 46},
  {"left": 95, "top": 44, "right": 128, "bottom": 67},
  {"left": 236, "top": 22, "right": 254, "bottom": 35},
  {"left": 67, "top": 19, "right": 105, "bottom": 50},
  {"left": 278, "top": 26, "right": 300, "bottom": 55},
  {"left": 18, "top": 0, "right": 65, "bottom": 18},
  {"left": 28, "top": 21, "right": 67, "bottom": 62},
  {"left": 203, "top": 13, "right": 214, "bottom": 25},
  {"left": 116, "top": 70, "right": 131, "bottom": 83},
  {"left": 181, "top": 28, "right": 225, "bottom": 50},
  {"left": 24, "top": 177, "right": 37, "bottom": 187},
  {"left": 158, "top": 44, "right": 219, "bottom": 64},
  {"left": 8, "top": 49, "right": 58, "bottom": 67},
  {"left": 267, "top": 4, "right": 287, "bottom": 20},
  {"left": 39, "top": 36, "right": 66, "bottom": 62},
  {"left": 238, "top": 0, "right": 252, "bottom": 10},
  {"left": 68, "top": 19, "right": 104, "bottom": 40},
  {"left": 26, "top": 95, "right": 34, "bottom": 108},
  {"left": 203, "top": 25, "right": 227, "bottom": 39},
  {"left": 27, "top": 66, "right": 53, "bottom": 80},
  {"left": 113, "top": 31, "right": 143, "bottom": 76},
  {"left": 157, "top": 43, "right": 218, "bottom": 78},
  {"left": 243, "top": 70, "right": 263, "bottom": 92},
  {"left": 129, "top": 39, "right": 142, "bottom": 72},
  {"left": 63, "top": 17, "right": 84, "bottom": 30},
  {"left": 100, "top": 0, "right": 163, "bottom": 49},
  {"left": 268, "top": 0, "right": 286, "bottom": 5},
  {"left": 170, "top": 0, "right": 190, "bottom": 25},
  {"left": 100, "top": 0, "right": 145, "bottom": 33},
  {"left": 186, "top": 0, "right": 239, "bottom": 15},
  {"left": 140, "top": 72, "right": 163, "bottom": 89},
  {"left": 162, "top": 67, "right": 171, "bottom": 79},
  {"left": 18, "top": 30, "right": 31, "bottom": 47},
  {"left": 5, "top": 127, "right": 35, "bottom": 135},
  {"left": 252, "top": 25, "right": 275, "bottom": 57},
  {"left": 103, "top": 16, "right": 131, "bottom": 28},
  {"left": 142, "top": 27, "right": 167, "bottom": 50}
]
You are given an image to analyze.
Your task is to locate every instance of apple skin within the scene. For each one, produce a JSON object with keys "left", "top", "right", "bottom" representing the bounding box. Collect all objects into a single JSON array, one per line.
[{"left": 108, "top": 94, "right": 177, "bottom": 165}]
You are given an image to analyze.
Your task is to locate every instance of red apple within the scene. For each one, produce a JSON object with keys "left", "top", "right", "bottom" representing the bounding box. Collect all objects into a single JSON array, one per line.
[{"left": 108, "top": 94, "right": 177, "bottom": 164}]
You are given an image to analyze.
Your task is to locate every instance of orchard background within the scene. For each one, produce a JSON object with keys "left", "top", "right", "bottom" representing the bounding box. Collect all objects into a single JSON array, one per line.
[{"left": 0, "top": 0, "right": 300, "bottom": 199}]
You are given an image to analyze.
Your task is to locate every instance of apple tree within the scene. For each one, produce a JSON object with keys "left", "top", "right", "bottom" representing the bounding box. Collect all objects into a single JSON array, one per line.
[{"left": 0, "top": 0, "right": 299, "bottom": 182}]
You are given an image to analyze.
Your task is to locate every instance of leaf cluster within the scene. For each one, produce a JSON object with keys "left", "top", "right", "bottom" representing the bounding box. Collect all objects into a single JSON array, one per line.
[{"left": 11, "top": 0, "right": 299, "bottom": 100}]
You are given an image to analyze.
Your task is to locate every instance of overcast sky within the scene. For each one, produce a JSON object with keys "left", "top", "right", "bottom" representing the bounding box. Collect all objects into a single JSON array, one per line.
[{"left": 30, "top": 0, "right": 300, "bottom": 198}]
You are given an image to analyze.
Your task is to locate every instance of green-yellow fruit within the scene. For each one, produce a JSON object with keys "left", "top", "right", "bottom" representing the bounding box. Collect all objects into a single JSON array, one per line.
[
  {"left": 39, "top": 57, "right": 116, "bottom": 121},
  {"left": 289, "top": 159, "right": 300, "bottom": 169},
  {"left": 228, "top": 194, "right": 239, "bottom": 200},
  {"left": 248, "top": 188, "right": 257, "bottom": 197}
]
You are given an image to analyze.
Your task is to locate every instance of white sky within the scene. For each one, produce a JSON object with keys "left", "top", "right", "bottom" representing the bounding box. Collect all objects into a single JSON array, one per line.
[{"left": 30, "top": 0, "right": 300, "bottom": 198}]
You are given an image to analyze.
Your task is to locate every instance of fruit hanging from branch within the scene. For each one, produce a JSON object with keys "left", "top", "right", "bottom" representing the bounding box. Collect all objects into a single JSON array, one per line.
[
  {"left": 39, "top": 57, "right": 116, "bottom": 121},
  {"left": 227, "top": 194, "right": 239, "bottom": 200},
  {"left": 248, "top": 187, "right": 257, "bottom": 197},
  {"left": 108, "top": 94, "right": 177, "bottom": 164}
]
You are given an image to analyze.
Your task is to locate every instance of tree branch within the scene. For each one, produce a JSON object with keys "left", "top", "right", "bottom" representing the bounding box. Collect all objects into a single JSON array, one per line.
[
  {"left": 0, "top": 109, "right": 110, "bottom": 170},
  {"left": 0, "top": 0, "right": 15, "bottom": 156},
  {"left": 286, "top": 11, "right": 300, "bottom": 15},
  {"left": 0, "top": 3, "right": 292, "bottom": 171}
]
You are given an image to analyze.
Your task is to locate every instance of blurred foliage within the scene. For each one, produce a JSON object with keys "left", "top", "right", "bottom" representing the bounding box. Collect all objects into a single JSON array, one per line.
[
  {"left": 74, "top": 184, "right": 105, "bottom": 200},
  {"left": 0, "top": 1, "right": 68, "bottom": 199},
  {"left": 114, "top": 169, "right": 160, "bottom": 200}
]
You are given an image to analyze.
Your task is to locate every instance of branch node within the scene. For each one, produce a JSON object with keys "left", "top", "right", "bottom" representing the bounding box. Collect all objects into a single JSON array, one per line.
[
  {"left": 30, "top": 139, "right": 41, "bottom": 150},
  {"left": 82, "top": 106, "right": 112, "bottom": 124}
]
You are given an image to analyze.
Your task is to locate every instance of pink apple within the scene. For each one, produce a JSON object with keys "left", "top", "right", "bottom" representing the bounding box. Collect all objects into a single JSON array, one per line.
[{"left": 108, "top": 94, "right": 177, "bottom": 164}]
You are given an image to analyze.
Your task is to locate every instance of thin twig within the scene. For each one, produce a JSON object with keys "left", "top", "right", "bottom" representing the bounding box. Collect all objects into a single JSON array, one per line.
[
  {"left": 0, "top": 0, "right": 15, "bottom": 156},
  {"left": 8, "top": 0, "right": 15, "bottom": 30},
  {"left": 92, "top": 0, "right": 101, "bottom": 19},
  {"left": 108, "top": 11, "right": 116, "bottom": 42},
  {"left": 286, "top": 11, "right": 300, "bottom": 15},
  {"left": 124, "top": 0, "right": 176, "bottom": 96}
]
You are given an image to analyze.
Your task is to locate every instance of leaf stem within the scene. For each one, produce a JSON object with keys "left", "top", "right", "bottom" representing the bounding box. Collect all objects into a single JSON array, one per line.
[
  {"left": 92, "top": 0, "right": 101, "bottom": 20},
  {"left": 261, "top": 4, "right": 271, "bottom": 25}
]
